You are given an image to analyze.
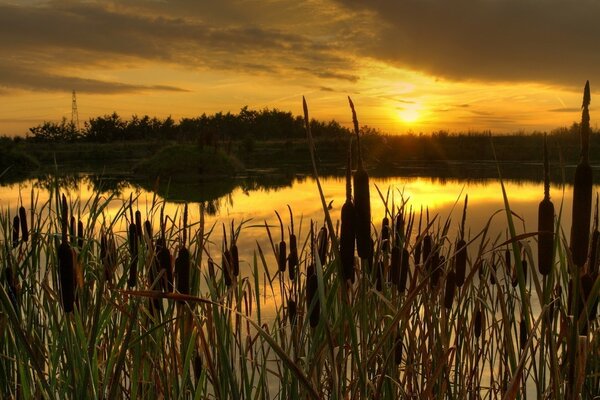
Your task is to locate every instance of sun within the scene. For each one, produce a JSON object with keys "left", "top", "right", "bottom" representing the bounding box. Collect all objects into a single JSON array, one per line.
[{"left": 398, "top": 108, "right": 420, "bottom": 124}]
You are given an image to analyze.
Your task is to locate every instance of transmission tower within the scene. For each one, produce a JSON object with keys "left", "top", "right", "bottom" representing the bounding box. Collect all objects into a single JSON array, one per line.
[{"left": 71, "top": 90, "right": 80, "bottom": 132}]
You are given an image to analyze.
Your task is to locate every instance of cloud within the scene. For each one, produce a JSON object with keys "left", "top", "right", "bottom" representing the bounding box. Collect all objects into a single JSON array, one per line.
[
  {"left": 334, "top": 0, "right": 600, "bottom": 89},
  {"left": 0, "top": 1, "right": 357, "bottom": 94}
]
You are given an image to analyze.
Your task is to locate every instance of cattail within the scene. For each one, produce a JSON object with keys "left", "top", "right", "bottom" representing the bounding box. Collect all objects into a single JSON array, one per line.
[
  {"left": 582, "top": 273, "right": 595, "bottom": 326},
  {"left": 19, "top": 206, "right": 28, "bottom": 243},
  {"left": 538, "top": 134, "right": 555, "bottom": 275},
  {"left": 287, "top": 298, "right": 297, "bottom": 326},
  {"left": 176, "top": 204, "right": 190, "bottom": 295},
  {"left": 144, "top": 220, "right": 153, "bottom": 241},
  {"left": 58, "top": 194, "right": 74, "bottom": 313},
  {"left": 12, "top": 215, "right": 19, "bottom": 248},
  {"left": 340, "top": 148, "right": 356, "bottom": 283},
  {"left": 414, "top": 209, "right": 423, "bottom": 265},
  {"left": 349, "top": 97, "right": 372, "bottom": 259},
  {"left": 231, "top": 242, "right": 239, "bottom": 277},
  {"left": 590, "top": 195, "right": 600, "bottom": 278},
  {"left": 317, "top": 226, "right": 328, "bottom": 266},
  {"left": 570, "top": 81, "right": 593, "bottom": 269},
  {"left": 194, "top": 353, "right": 203, "bottom": 381},
  {"left": 135, "top": 210, "right": 143, "bottom": 238},
  {"left": 5, "top": 267, "right": 18, "bottom": 312},
  {"left": 455, "top": 195, "right": 468, "bottom": 286},
  {"left": 222, "top": 249, "right": 232, "bottom": 286},
  {"left": 275, "top": 211, "right": 286, "bottom": 272},
  {"left": 156, "top": 238, "right": 173, "bottom": 292},
  {"left": 474, "top": 307, "right": 482, "bottom": 339},
  {"left": 444, "top": 271, "right": 456, "bottom": 309},
  {"left": 394, "top": 331, "right": 403, "bottom": 365},
  {"left": 70, "top": 216, "right": 76, "bottom": 246},
  {"left": 77, "top": 219, "right": 84, "bottom": 249},
  {"left": 381, "top": 217, "right": 390, "bottom": 252},
  {"left": 306, "top": 269, "right": 319, "bottom": 328},
  {"left": 128, "top": 223, "right": 138, "bottom": 288},
  {"left": 288, "top": 206, "right": 298, "bottom": 280},
  {"left": 399, "top": 248, "right": 409, "bottom": 293},
  {"left": 395, "top": 211, "right": 405, "bottom": 244},
  {"left": 520, "top": 318, "right": 527, "bottom": 350}
]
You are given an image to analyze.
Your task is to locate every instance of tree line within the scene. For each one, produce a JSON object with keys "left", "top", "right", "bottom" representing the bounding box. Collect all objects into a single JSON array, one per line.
[{"left": 26, "top": 106, "right": 350, "bottom": 143}]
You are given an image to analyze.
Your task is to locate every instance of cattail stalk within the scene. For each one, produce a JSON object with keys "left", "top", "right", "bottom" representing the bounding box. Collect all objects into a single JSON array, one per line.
[
  {"left": 175, "top": 204, "right": 190, "bottom": 295},
  {"left": 340, "top": 146, "right": 356, "bottom": 283},
  {"left": 58, "top": 194, "right": 74, "bottom": 313}
]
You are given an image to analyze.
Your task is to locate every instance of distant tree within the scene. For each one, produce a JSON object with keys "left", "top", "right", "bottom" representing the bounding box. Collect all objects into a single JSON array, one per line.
[{"left": 28, "top": 117, "right": 79, "bottom": 142}]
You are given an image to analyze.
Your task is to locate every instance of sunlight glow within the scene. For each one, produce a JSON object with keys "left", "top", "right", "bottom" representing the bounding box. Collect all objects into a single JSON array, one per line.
[{"left": 398, "top": 108, "right": 420, "bottom": 123}]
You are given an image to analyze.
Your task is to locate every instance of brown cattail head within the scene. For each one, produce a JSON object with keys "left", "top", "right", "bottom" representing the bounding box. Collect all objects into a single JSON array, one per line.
[
  {"left": 144, "top": 220, "right": 153, "bottom": 242},
  {"left": 231, "top": 243, "right": 240, "bottom": 277},
  {"left": 394, "top": 331, "right": 403, "bottom": 365},
  {"left": 519, "top": 318, "right": 527, "bottom": 350},
  {"left": 222, "top": 249, "right": 232, "bottom": 287},
  {"left": 399, "top": 248, "right": 409, "bottom": 293},
  {"left": 288, "top": 210, "right": 298, "bottom": 281},
  {"left": 381, "top": 217, "right": 390, "bottom": 252},
  {"left": 77, "top": 219, "right": 84, "bottom": 249},
  {"left": 287, "top": 298, "right": 297, "bottom": 326},
  {"left": 70, "top": 216, "right": 76, "bottom": 246},
  {"left": 128, "top": 223, "right": 138, "bottom": 288},
  {"left": 156, "top": 238, "right": 173, "bottom": 292},
  {"left": 275, "top": 211, "right": 287, "bottom": 272},
  {"left": 317, "top": 226, "right": 327, "bottom": 266},
  {"left": 61, "top": 194, "right": 68, "bottom": 243},
  {"left": 474, "top": 307, "right": 483, "bottom": 339},
  {"left": 12, "top": 215, "right": 19, "bottom": 248},
  {"left": 135, "top": 210, "right": 143, "bottom": 238},
  {"left": 19, "top": 206, "right": 28, "bottom": 243},
  {"left": 455, "top": 239, "right": 467, "bottom": 287},
  {"left": 570, "top": 81, "right": 593, "bottom": 269},
  {"left": 58, "top": 240, "right": 75, "bottom": 313},
  {"left": 175, "top": 247, "right": 190, "bottom": 296},
  {"left": 444, "top": 271, "right": 456, "bottom": 309},
  {"left": 589, "top": 195, "right": 600, "bottom": 277}
]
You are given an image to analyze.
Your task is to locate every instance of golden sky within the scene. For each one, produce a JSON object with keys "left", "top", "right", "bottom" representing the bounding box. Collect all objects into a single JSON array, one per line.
[{"left": 0, "top": 0, "right": 597, "bottom": 135}]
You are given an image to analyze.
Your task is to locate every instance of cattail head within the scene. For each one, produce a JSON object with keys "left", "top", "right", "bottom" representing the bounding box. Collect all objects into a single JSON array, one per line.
[
  {"left": 538, "top": 134, "right": 555, "bottom": 276},
  {"left": 474, "top": 307, "right": 483, "bottom": 339},
  {"left": 455, "top": 239, "right": 467, "bottom": 287},
  {"left": 135, "top": 210, "right": 143, "bottom": 238},
  {"left": 77, "top": 219, "right": 84, "bottom": 249},
  {"left": 519, "top": 318, "right": 527, "bottom": 350},
  {"left": 394, "top": 331, "right": 403, "bottom": 366},
  {"left": 570, "top": 81, "right": 593, "bottom": 269},
  {"left": 175, "top": 247, "right": 190, "bottom": 296},
  {"left": 317, "top": 225, "right": 328, "bottom": 266},
  {"left": 287, "top": 298, "right": 297, "bottom": 326},
  {"left": 288, "top": 205, "right": 298, "bottom": 281},
  {"left": 444, "top": 270, "right": 456, "bottom": 309},
  {"left": 390, "top": 246, "right": 401, "bottom": 287},
  {"left": 231, "top": 243, "right": 240, "bottom": 277},
  {"left": 19, "top": 206, "right": 28, "bottom": 243},
  {"left": 381, "top": 217, "right": 390, "bottom": 253},
  {"left": 156, "top": 238, "right": 173, "bottom": 292},
  {"left": 222, "top": 249, "right": 232, "bottom": 286},
  {"left": 12, "top": 215, "right": 19, "bottom": 248},
  {"left": 275, "top": 211, "right": 287, "bottom": 272}
]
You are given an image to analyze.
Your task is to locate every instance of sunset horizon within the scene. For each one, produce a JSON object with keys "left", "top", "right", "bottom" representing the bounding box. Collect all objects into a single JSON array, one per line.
[{"left": 1, "top": 0, "right": 598, "bottom": 136}]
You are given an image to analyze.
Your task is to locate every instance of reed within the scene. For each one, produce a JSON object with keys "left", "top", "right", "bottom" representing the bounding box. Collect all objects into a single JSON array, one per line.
[
  {"left": 340, "top": 145, "right": 356, "bottom": 283},
  {"left": 175, "top": 204, "right": 190, "bottom": 295},
  {"left": 58, "top": 194, "right": 74, "bottom": 313},
  {"left": 455, "top": 196, "right": 468, "bottom": 287},
  {"left": 11, "top": 215, "right": 18, "bottom": 248}
]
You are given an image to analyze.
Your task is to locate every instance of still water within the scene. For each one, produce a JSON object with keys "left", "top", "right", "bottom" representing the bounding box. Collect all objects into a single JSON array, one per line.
[{"left": 0, "top": 172, "right": 590, "bottom": 272}]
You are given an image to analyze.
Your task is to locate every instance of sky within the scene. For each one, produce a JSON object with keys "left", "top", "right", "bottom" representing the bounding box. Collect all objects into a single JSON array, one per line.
[{"left": 0, "top": 0, "right": 598, "bottom": 136}]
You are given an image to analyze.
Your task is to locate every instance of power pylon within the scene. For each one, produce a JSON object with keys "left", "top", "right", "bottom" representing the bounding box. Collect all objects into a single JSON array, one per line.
[{"left": 71, "top": 90, "right": 80, "bottom": 132}]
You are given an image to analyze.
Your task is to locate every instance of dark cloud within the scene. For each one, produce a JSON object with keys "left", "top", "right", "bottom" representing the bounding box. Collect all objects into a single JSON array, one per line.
[
  {"left": 0, "top": 1, "right": 356, "bottom": 94},
  {"left": 335, "top": 0, "right": 600, "bottom": 89},
  {"left": 0, "top": 60, "right": 187, "bottom": 93}
]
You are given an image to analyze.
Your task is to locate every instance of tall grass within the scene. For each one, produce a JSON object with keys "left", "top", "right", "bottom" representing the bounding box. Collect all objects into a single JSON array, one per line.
[{"left": 1, "top": 90, "right": 599, "bottom": 399}]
